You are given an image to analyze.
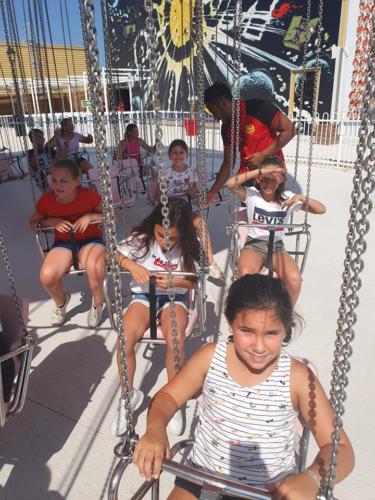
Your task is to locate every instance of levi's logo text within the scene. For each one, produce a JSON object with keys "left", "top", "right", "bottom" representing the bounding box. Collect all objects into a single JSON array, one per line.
[
  {"left": 252, "top": 207, "right": 287, "bottom": 229},
  {"left": 153, "top": 256, "right": 178, "bottom": 271}
]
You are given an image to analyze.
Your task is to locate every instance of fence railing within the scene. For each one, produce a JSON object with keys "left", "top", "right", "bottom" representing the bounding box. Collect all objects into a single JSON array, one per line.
[{"left": 0, "top": 111, "right": 360, "bottom": 172}]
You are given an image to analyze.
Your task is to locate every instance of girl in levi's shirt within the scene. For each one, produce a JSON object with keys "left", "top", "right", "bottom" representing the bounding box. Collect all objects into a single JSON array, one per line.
[
  {"left": 226, "top": 156, "right": 326, "bottom": 305},
  {"left": 110, "top": 198, "right": 200, "bottom": 437}
]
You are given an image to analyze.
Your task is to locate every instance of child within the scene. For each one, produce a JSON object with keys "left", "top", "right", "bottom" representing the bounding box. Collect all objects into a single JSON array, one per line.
[
  {"left": 28, "top": 128, "right": 56, "bottom": 191},
  {"left": 53, "top": 117, "right": 94, "bottom": 173},
  {"left": 29, "top": 159, "right": 106, "bottom": 328},
  {"left": 226, "top": 155, "right": 326, "bottom": 305},
  {"left": 133, "top": 275, "right": 354, "bottom": 499},
  {"left": 156, "top": 139, "right": 224, "bottom": 280},
  {"left": 117, "top": 123, "right": 156, "bottom": 163},
  {"left": 111, "top": 198, "right": 200, "bottom": 437},
  {"left": 117, "top": 123, "right": 156, "bottom": 191}
]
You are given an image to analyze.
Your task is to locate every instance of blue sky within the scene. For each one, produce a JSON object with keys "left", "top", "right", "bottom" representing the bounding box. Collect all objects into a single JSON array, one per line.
[{"left": 0, "top": 0, "right": 105, "bottom": 64}]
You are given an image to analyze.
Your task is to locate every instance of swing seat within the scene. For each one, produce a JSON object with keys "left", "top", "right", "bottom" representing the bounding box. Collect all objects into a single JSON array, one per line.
[
  {"left": 140, "top": 290, "right": 199, "bottom": 343},
  {"left": 88, "top": 165, "right": 136, "bottom": 208},
  {"left": 228, "top": 207, "right": 311, "bottom": 277},
  {"left": 0, "top": 293, "right": 34, "bottom": 427},
  {"left": 105, "top": 272, "right": 205, "bottom": 344},
  {"left": 112, "top": 160, "right": 145, "bottom": 194},
  {"left": 0, "top": 153, "right": 25, "bottom": 182}
]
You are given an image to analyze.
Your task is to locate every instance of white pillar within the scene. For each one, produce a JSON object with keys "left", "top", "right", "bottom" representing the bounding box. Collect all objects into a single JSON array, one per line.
[
  {"left": 102, "top": 69, "right": 108, "bottom": 113},
  {"left": 83, "top": 72, "right": 88, "bottom": 100},
  {"left": 67, "top": 77, "right": 73, "bottom": 113},
  {"left": 45, "top": 78, "right": 53, "bottom": 114},
  {"left": 129, "top": 83, "right": 133, "bottom": 112}
]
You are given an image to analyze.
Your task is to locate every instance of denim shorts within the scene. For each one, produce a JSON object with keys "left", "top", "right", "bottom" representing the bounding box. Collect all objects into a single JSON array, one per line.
[
  {"left": 175, "top": 476, "right": 241, "bottom": 499},
  {"left": 52, "top": 236, "right": 105, "bottom": 252},
  {"left": 130, "top": 292, "right": 188, "bottom": 315}
]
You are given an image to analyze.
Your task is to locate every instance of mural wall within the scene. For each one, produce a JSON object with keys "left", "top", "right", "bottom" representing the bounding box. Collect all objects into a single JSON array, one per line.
[{"left": 107, "top": 0, "right": 344, "bottom": 115}]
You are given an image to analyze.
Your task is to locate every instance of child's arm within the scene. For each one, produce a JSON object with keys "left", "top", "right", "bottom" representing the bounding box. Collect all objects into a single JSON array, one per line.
[
  {"left": 282, "top": 194, "right": 326, "bottom": 214},
  {"left": 133, "top": 343, "right": 215, "bottom": 480},
  {"left": 81, "top": 133, "right": 93, "bottom": 144},
  {"left": 139, "top": 138, "right": 156, "bottom": 154},
  {"left": 29, "top": 211, "right": 72, "bottom": 232},
  {"left": 271, "top": 360, "right": 354, "bottom": 498},
  {"left": 73, "top": 202, "right": 104, "bottom": 233},
  {"left": 117, "top": 250, "right": 151, "bottom": 284}
]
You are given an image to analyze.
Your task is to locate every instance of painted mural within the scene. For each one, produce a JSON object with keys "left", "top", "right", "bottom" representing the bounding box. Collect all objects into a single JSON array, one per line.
[{"left": 106, "top": 0, "right": 343, "bottom": 115}]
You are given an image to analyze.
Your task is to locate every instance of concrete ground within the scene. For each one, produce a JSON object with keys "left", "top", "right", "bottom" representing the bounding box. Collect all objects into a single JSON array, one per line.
[{"left": 0, "top": 162, "right": 374, "bottom": 500}]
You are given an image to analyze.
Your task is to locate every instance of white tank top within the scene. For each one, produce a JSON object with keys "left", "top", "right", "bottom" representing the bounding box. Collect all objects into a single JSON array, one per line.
[{"left": 188, "top": 340, "right": 298, "bottom": 487}]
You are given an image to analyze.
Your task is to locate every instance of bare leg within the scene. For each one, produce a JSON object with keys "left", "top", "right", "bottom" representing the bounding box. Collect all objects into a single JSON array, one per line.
[
  {"left": 237, "top": 248, "right": 264, "bottom": 276},
  {"left": 117, "top": 302, "right": 150, "bottom": 394},
  {"left": 79, "top": 243, "right": 106, "bottom": 307},
  {"left": 273, "top": 251, "right": 302, "bottom": 305},
  {"left": 160, "top": 304, "right": 187, "bottom": 381},
  {"left": 192, "top": 214, "right": 213, "bottom": 265},
  {"left": 39, "top": 248, "right": 72, "bottom": 305}
]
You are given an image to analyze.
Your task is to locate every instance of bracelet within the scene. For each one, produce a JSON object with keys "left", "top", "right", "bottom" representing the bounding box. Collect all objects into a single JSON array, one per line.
[
  {"left": 258, "top": 167, "right": 262, "bottom": 176},
  {"left": 305, "top": 469, "right": 321, "bottom": 487}
]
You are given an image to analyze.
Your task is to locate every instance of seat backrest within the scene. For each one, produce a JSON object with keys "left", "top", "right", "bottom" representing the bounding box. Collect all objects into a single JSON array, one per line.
[
  {"left": 0, "top": 154, "right": 14, "bottom": 181},
  {"left": 0, "top": 294, "right": 29, "bottom": 352}
]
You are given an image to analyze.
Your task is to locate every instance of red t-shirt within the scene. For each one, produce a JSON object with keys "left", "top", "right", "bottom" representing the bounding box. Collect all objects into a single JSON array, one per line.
[
  {"left": 221, "top": 99, "right": 285, "bottom": 173},
  {"left": 36, "top": 186, "right": 103, "bottom": 242}
]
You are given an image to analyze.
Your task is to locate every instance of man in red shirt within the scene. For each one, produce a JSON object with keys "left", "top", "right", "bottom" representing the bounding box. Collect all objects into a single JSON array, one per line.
[{"left": 204, "top": 82, "right": 295, "bottom": 204}]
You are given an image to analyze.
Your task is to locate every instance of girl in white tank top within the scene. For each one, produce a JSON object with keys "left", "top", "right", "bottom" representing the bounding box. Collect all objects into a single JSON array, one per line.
[{"left": 133, "top": 275, "right": 354, "bottom": 499}]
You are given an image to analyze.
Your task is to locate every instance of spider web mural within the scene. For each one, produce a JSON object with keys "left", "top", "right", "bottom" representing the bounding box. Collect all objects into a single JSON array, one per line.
[{"left": 106, "top": 0, "right": 343, "bottom": 114}]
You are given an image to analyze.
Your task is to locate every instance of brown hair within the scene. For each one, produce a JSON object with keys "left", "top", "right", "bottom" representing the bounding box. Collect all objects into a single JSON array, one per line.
[
  {"left": 51, "top": 159, "right": 80, "bottom": 179},
  {"left": 168, "top": 139, "right": 188, "bottom": 156}
]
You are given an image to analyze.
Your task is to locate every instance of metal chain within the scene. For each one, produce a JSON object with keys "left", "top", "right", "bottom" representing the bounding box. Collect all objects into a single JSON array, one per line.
[
  {"left": 79, "top": 0, "right": 135, "bottom": 444},
  {"left": 291, "top": 0, "right": 312, "bottom": 186},
  {"left": 100, "top": 0, "right": 129, "bottom": 232},
  {"left": 303, "top": 0, "right": 323, "bottom": 226},
  {"left": 195, "top": 0, "right": 209, "bottom": 271},
  {"left": 144, "top": 0, "right": 180, "bottom": 373},
  {"left": 0, "top": 230, "right": 28, "bottom": 340},
  {"left": 318, "top": 17, "right": 375, "bottom": 499},
  {"left": 0, "top": 0, "right": 39, "bottom": 201},
  {"left": 227, "top": 0, "right": 242, "bottom": 278}
]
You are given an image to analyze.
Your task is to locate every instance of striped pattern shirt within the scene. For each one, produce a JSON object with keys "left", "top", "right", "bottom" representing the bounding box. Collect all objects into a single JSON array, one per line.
[
  {"left": 57, "top": 133, "right": 86, "bottom": 160},
  {"left": 188, "top": 340, "right": 298, "bottom": 487}
]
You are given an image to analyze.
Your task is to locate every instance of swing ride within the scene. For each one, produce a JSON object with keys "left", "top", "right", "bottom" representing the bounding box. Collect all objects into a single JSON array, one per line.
[{"left": 0, "top": 0, "right": 374, "bottom": 499}]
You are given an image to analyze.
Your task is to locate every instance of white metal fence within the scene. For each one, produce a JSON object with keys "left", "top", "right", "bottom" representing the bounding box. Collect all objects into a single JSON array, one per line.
[{"left": 0, "top": 111, "right": 360, "bottom": 172}]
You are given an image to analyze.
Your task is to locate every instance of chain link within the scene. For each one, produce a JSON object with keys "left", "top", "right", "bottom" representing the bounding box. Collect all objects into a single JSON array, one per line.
[
  {"left": 303, "top": 0, "right": 323, "bottom": 226},
  {"left": 79, "top": 0, "right": 135, "bottom": 444},
  {"left": 0, "top": 230, "right": 29, "bottom": 340},
  {"left": 318, "top": 15, "right": 375, "bottom": 499},
  {"left": 195, "top": 0, "right": 209, "bottom": 271},
  {"left": 144, "top": 0, "right": 180, "bottom": 373},
  {"left": 0, "top": 0, "right": 40, "bottom": 201},
  {"left": 100, "top": 0, "right": 129, "bottom": 232},
  {"left": 227, "top": 0, "right": 242, "bottom": 278}
]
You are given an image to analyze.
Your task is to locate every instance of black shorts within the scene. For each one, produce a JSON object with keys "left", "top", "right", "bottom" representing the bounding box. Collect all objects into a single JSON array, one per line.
[{"left": 174, "top": 476, "right": 242, "bottom": 499}]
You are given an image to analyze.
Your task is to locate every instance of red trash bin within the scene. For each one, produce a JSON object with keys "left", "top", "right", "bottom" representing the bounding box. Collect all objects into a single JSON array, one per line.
[{"left": 184, "top": 118, "right": 198, "bottom": 136}]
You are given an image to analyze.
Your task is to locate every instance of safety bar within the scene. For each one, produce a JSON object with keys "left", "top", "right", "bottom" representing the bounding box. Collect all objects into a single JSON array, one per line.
[
  {"left": 123, "top": 439, "right": 271, "bottom": 500},
  {"left": 104, "top": 271, "right": 206, "bottom": 334},
  {"left": 227, "top": 222, "right": 311, "bottom": 231}
]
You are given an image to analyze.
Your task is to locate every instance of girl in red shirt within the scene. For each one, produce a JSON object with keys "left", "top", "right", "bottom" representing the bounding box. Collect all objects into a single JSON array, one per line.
[{"left": 29, "top": 159, "right": 106, "bottom": 328}]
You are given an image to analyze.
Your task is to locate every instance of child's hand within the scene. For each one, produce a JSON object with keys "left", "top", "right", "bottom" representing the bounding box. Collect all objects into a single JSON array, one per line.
[
  {"left": 267, "top": 471, "right": 319, "bottom": 499},
  {"left": 128, "top": 262, "right": 150, "bottom": 284},
  {"left": 245, "top": 151, "right": 265, "bottom": 168},
  {"left": 74, "top": 214, "right": 94, "bottom": 233},
  {"left": 156, "top": 274, "right": 174, "bottom": 289},
  {"left": 282, "top": 194, "right": 305, "bottom": 209},
  {"left": 133, "top": 427, "right": 170, "bottom": 480},
  {"left": 54, "top": 220, "right": 73, "bottom": 233},
  {"left": 188, "top": 185, "right": 198, "bottom": 197}
]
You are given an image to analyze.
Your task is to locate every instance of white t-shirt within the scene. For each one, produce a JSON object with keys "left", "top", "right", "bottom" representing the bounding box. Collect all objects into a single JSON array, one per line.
[
  {"left": 118, "top": 235, "right": 188, "bottom": 294},
  {"left": 165, "top": 165, "right": 198, "bottom": 196},
  {"left": 245, "top": 187, "right": 303, "bottom": 241},
  {"left": 57, "top": 132, "right": 86, "bottom": 159}
]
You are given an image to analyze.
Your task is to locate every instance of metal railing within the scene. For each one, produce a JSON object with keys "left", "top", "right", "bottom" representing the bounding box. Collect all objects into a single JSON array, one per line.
[{"left": 0, "top": 111, "right": 361, "bottom": 174}]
